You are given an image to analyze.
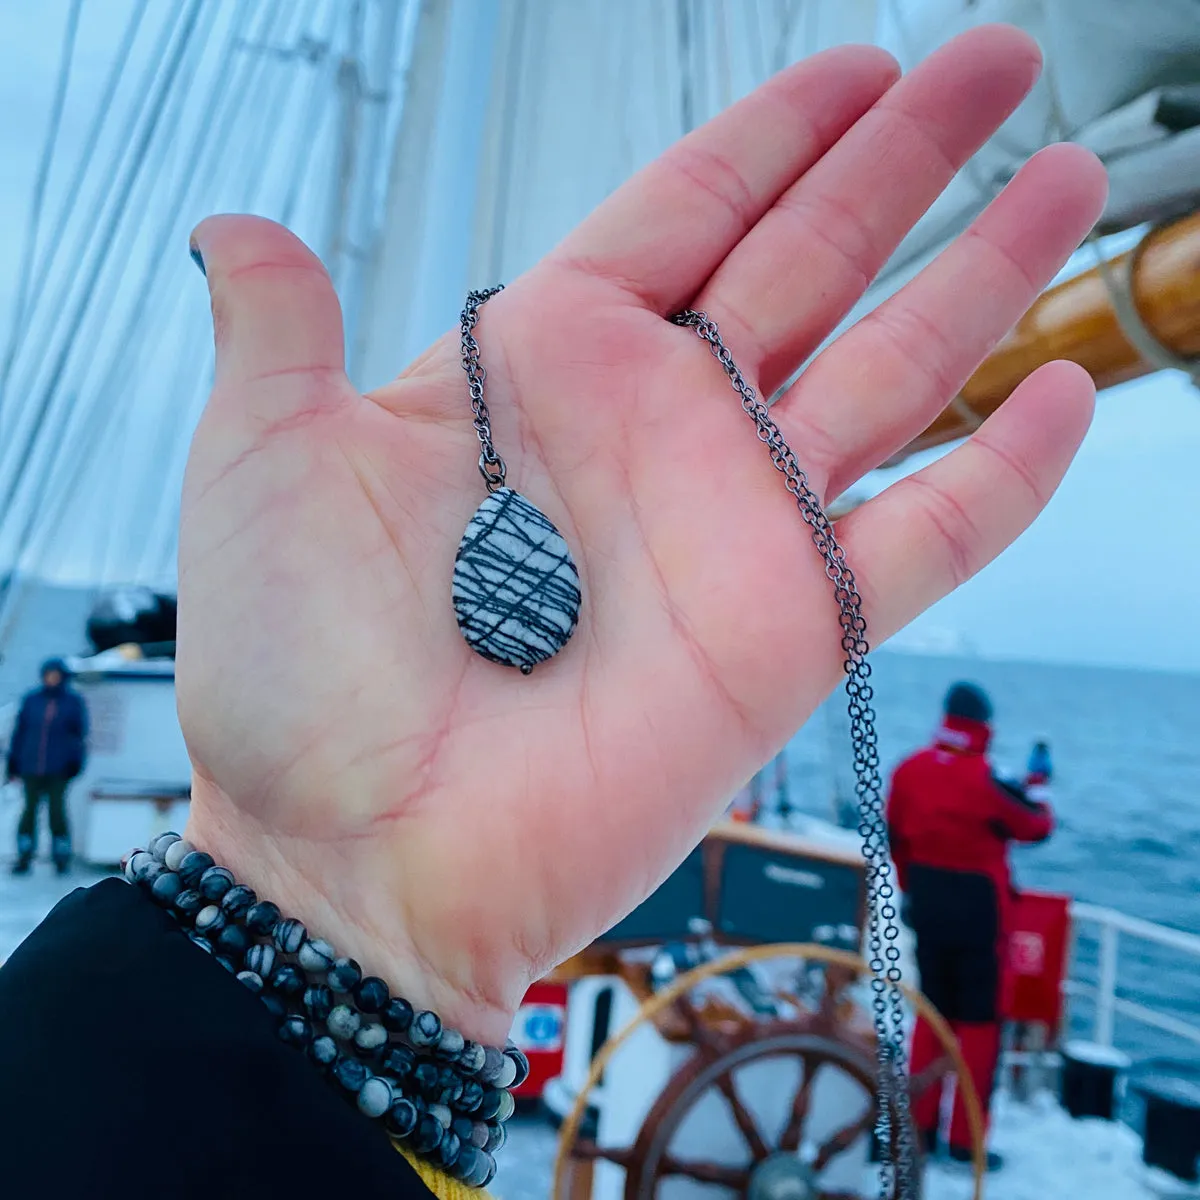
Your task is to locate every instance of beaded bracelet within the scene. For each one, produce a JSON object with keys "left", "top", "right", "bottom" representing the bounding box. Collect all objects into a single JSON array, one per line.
[{"left": 123, "top": 833, "right": 527, "bottom": 1188}]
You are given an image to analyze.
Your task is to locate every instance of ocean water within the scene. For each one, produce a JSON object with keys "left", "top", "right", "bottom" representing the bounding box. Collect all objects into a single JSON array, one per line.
[{"left": 5, "top": 580, "right": 1200, "bottom": 1061}]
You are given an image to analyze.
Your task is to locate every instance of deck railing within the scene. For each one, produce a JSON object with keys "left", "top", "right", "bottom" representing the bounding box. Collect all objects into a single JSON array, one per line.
[{"left": 1065, "top": 902, "right": 1200, "bottom": 1049}]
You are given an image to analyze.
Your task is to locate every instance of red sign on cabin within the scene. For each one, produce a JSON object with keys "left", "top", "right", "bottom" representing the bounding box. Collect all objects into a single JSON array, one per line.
[{"left": 1005, "top": 889, "right": 1071, "bottom": 1029}]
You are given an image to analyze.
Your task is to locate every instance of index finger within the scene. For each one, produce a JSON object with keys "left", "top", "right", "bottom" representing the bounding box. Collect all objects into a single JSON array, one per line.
[{"left": 549, "top": 44, "right": 900, "bottom": 314}]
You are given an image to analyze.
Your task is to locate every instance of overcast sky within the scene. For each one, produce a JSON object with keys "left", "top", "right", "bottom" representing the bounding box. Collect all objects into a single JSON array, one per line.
[{"left": 2, "top": 0, "right": 1199, "bottom": 674}]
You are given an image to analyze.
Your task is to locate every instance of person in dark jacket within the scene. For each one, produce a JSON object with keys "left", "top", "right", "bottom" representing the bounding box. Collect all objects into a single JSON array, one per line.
[
  {"left": 887, "top": 682, "right": 1054, "bottom": 1169},
  {"left": 5, "top": 657, "right": 89, "bottom": 875}
]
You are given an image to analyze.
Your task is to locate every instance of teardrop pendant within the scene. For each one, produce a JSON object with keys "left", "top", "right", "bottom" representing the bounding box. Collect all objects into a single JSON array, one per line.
[{"left": 452, "top": 487, "right": 581, "bottom": 674}]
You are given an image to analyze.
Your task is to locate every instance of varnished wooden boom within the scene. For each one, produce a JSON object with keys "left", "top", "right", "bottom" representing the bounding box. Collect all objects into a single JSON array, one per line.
[{"left": 895, "top": 211, "right": 1200, "bottom": 461}]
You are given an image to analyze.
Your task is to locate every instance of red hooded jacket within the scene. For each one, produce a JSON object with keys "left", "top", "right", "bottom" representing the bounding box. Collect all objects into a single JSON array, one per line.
[{"left": 886, "top": 715, "right": 1054, "bottom": 911}]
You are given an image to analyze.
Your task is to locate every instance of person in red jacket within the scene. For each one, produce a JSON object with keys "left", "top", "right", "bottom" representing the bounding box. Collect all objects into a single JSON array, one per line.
[{"left": 887, "top": 682, "right": 1053, "bottom": 1170}]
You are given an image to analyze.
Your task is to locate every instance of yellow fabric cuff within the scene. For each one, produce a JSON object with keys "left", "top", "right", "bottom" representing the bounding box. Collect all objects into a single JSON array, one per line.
[{"left": 397, "top": 1145, "right": 494, "bottom": 1199}]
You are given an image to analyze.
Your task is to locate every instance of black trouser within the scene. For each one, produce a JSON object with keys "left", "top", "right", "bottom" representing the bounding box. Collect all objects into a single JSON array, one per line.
[
  {"left": 16, "top": 775, "right": 71, "bottom": 861},
  {"left": 907, "top": 864, "right": 1005, "bottom": 1147}
]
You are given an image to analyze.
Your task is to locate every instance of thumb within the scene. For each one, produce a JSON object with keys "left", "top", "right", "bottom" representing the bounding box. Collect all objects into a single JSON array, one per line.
[{"left": 189, "top": 215, "right": 348, "bottom": 405}]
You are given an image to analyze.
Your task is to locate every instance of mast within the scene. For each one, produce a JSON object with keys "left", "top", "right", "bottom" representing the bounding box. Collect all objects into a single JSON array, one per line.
[{"left": 889, "top": 214, "right": 1200, "bottom": 463}]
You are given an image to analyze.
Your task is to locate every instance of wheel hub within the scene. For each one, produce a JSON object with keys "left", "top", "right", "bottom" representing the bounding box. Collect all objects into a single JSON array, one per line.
[{"left": 747, "top": 1153, "right": 820, "bottom": 1200}]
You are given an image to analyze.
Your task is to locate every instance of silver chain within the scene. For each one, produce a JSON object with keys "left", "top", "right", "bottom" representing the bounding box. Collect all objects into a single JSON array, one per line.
[
  {"left": 461, "top": 287, "right": 914, "bottom": 1196},
  {"left": 461, "top": 286, "right": 508, "bottom": 492},
  {"left": 671, "top": 309, "right": 915, "bottom": 1199}
]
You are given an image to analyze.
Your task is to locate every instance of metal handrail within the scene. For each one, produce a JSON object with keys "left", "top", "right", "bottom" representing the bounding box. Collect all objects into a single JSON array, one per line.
[{"left": 1068, "top": 902, "right": 1200, "bottom": 1049}]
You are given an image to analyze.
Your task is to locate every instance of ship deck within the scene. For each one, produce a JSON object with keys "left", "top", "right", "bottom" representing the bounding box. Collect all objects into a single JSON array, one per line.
[{"left": 0, "top": 858, "right": 1170, "bottom": 1199}]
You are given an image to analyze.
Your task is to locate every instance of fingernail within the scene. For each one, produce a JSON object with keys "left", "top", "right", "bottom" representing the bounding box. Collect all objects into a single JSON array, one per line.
[{"left": 189, "top": 240, "right": 206, "bottom": 277}]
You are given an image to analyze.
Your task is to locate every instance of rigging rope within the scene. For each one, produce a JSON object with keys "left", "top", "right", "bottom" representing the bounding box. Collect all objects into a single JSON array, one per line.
[
  {"left": 0, "top": 0, "right": 83, "bottom": 417},
  {"left": 0, "top": 0, "right": 151, "bottom": 429},
  {"left": 0, "top": 1, "right": 189, "bottom": 494}
]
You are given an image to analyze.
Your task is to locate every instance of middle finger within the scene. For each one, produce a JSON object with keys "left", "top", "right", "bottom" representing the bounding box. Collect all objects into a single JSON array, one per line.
[{"left": 695, "top": 24, "right": 1043, "bottom": 396}]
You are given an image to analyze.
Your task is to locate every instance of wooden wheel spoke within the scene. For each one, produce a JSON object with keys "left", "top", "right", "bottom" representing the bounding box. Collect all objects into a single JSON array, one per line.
[
  {"left": 818, "top": 966, "right": 855, "bottom": 1023},
  {"left": 777, "top": 1056, "right": 820, "bottom": 1153},
  {"left": 660, "top": 1155, "right": 752, "bottom": 1188},
  {"left": 572, "top": 1138, "right": 633, "bottom": 1168},
  {"left": 715, "top": 1073, "right": 771, "bottom": 1160},
  {"left": 908, "top": 1055, "right": 951, "bottom": 1099},
  {"left": 812, "top": 1106, "right": 873, "bottom": 1172}
]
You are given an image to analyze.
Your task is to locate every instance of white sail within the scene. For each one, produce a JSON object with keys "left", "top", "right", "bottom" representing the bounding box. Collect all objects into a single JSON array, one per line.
[{"left": 2, "top": 0, "right": 1199, "bottom": 610}]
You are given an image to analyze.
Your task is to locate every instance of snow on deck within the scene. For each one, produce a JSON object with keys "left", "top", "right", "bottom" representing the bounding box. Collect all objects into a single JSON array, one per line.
[{"left": 0, "top": 860, "right": 1183, "bottom": 1199}]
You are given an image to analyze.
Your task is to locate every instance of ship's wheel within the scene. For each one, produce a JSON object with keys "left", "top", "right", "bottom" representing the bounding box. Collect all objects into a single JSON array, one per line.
[{"left": 553, "top": 944, "right": 985, "bottom": 1200}]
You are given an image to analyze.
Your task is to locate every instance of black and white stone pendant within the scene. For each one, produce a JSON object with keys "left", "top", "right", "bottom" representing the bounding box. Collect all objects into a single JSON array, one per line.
[{"left": 453, "top": 487, "right": 581, "bottom": 674}]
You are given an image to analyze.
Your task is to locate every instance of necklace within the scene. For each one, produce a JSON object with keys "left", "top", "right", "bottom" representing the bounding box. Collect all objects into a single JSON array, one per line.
[
  {"left": 457, "top": 290, "right": 914, "bottom": 1197},
  {"left": 453, "top": 287, "right": 582, "bottom": 675}
]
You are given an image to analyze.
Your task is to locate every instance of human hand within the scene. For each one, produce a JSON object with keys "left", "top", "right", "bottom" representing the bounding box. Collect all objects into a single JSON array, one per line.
[{"left": 179, "top": 26, "right": 1106, "bottom": 1041}]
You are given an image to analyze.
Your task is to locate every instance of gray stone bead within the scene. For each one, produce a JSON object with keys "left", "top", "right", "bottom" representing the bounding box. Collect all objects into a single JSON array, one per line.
[
  {"left": 354, "top": 1022, "right": 388, "bottom": 1055},
  {"left": 409, "top": 1009, "right": 442, "bottom": 1049},
  {"left": 269, "top": 965, "right": 305, "bottom": 998},
  {"left": 327, "top": 957, "right": 361, "bottom": 993},
  {"left": 198, "top": 866, "right": 234, "bottom": 901},
  {"left": 453, "top": 1145, "right": 481, "bottom": 1183},
  {"left": 484, "top": 1121, "right": 506, "bottom": 1153},
  {"left": 468, "top": 1120, "right": 490, "bottom": 1150},
  {"left": 381, "top": 996, "right": 413, "bottom": 1033},
  {"left": 428, "top": 1102, "right": 452, "bottom": 1129},
  {"left": 236, "top": 970, "right": 264, "bottom": 994},
  {"left": 491, "top": 1055, "right": 517, "bottom": 1090},
  {"left": 194, "top": 905, "right": 226, "bottom": 936},
  {"left": 273, "top": 917, "right": 306, "bottom": 954},
  {"left": 148, "top": 831, "right": 181, "bottom": 860},
  {"left": 163, "top": 839, "right": 194, "bottom": 871},
  {"left": 303, "top": 984, "right": 333, "bottom": 1021},
  {"left": 278, "top": 1015, "right": 313, "bottom": 1048},
  {"left": 173, "top": 889, "right": 204, "bottom": 921},
  {"left": 332, "top": 1056, "right": 368, "bottom": 1094},
  {"left": 505, "top": 1045, "right": 530, "bottom": 1088},
  {"left": 216, "top": 924, "right": 250, "bottom": 958},
  {"left": 188, "top": 932, "right": 213, "bottom": 954},
  {"left": 382, "top": 1045, "right": 416, "bottom": 1081},
  {"left": 327, "top": 1004, "right": 361, "bottom": 1040},
  {"left": 386, "top": 1097, "right": 420, "bottom": 1140},
  {"left": 493, "top": 1089, "right": 515, "bottom": 1123},
  {"left": 476, "top": 1087, "right": 506, "bottom": 1121},
  {"left": 244, "top": 901, "right": 281, "bottom": 937},
  {"left": 457, "top": 1080, "right": 483, "bottom": 1113},
  {"left": 297, "top": 937, "right": 336, "bottom": 974},
  {"left": 309, "top": 1035, "right": 338, "bottom": 1067},
  {"left": 220, "top": 884, "right": 256, "bottom": 918},
  {"left": 150, "top": 870, "right": 183, "bottom": 906},
  {"left": 436, "top": 1028, "right": 465, "bottom": 1061},
  {"left": 129, "top": 851, "right": 157, "bottom": 884},
  {"left": 123, "top": 849, "right": 145, "bottom": 882},
  {"left": 177, "top": 850, "right": 214, "bottom": 888},
  {"left": 477, "top": 1151, "right": 497, "bottom": 1190},
  {"left": 452, "top": 487, "right": 582, "bottom": 673},
  {"left": 244, "top": 943, "right": 276, "bottom": 978},
  {"left": 411, "top": 1112, "right": 443, "bottom": 1155},
  {"left": 357, "top": 1076, "right": 392, "bottom": 1119},
  {"left": 353, "top": 976, "right": 389, "bottom": 1015},
  {"left": 457, "top": 1041, "right": 486, "bottom": 1075},
  {"left": 478, "top": 1045, "right": 507, "bottom": 1085},
  {"left": 435, "top": 1128, "right": 461, "bottom": 1171}
]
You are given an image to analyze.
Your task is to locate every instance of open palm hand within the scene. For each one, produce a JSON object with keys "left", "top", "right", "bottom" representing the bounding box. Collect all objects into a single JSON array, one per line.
[{"left": 179, "top": 27, "right": 1106, "bottom": 1041}]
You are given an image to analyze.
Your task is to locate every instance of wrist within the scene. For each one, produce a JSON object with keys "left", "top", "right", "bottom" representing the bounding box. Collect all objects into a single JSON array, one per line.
[{"left": 185, "top": 775, "right": 518, "bottom": 1045}]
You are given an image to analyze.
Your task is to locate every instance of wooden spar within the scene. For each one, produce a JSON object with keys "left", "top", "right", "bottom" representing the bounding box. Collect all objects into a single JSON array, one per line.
[{"left": 890, "top": 210, "right": 1200, "bottom": 463}]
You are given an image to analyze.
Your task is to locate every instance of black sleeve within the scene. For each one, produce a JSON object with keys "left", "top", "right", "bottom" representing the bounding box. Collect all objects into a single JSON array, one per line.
[{"left": 0, "top": 879, "right": 434, "bottom": 1199}]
